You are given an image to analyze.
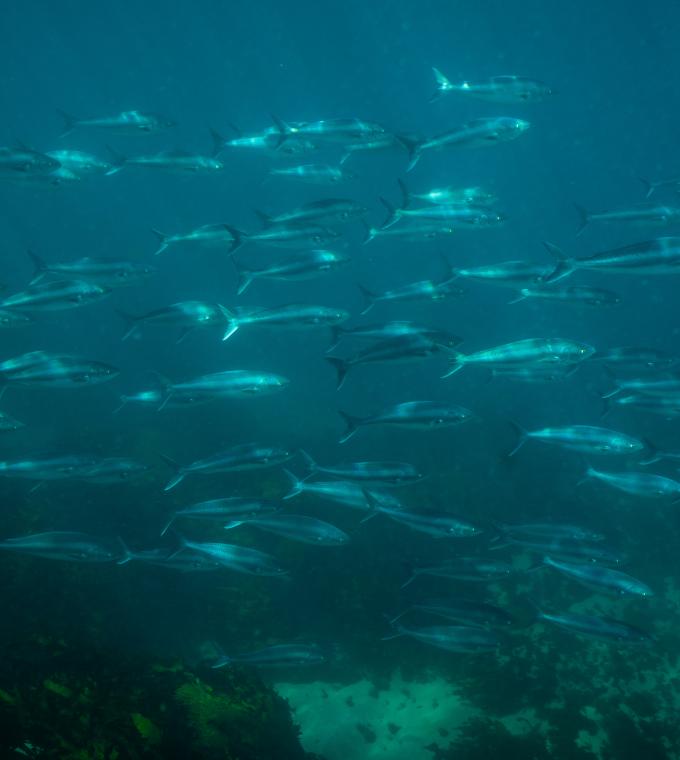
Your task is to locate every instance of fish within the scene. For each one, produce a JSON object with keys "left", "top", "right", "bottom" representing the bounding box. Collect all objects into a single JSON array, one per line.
[
  {"left": 210, "top": 124, "right": 318, "bottom": 155},
  {"left": 582, "top": 466, "right": 680, "bottom": 499},
  {"left": 151, "top": 224, "right": 236, "bottom": 256},
  {"left": 233, "top": 249, "right": 350, "bottom": 295},
  {"left": 508, "top": 285, "right": 622, "bottom": 307},
  {"left": 431, "top": 69, "right": 552, "bottom": 103},
  {"left": 282, "top": 470, "right": 402, "bottom": 511},
  {"left": 225, "top": 223, "right": 342, "bottom": 253},
  {"left": 508, "top": 423, "right": 644, "bottom": 457},
  {"left": 574, "top": 202, "right": 680, "bottom": 237},
  {"left": 224, "top": 513, "right": 350, "bottom": 546},
  {"left": 272, "top": 116, "right": 387, "bottom": 146},
  {"left": 0, "top": 532, "right": 120, "bottom": 562},
  {"left": 339, "top": 133, "right": 406, "bottom": 163},
  {"left": 492, "top": 537, "right": 625, "bottom": 566},
  {"left": 410, "top": 185, "right": 497, "bottom": 206},
  {"left": 0, "top": 280, "right": 110, "bottom": 311},
  {"left": 267, "top": 164, "right": 356, "bottom": 185},
  {"left": 221, "top": 303, "right": 350, "bottom": 341},
  {"left": 392, "top": 599, "right": 514, "bottom": 628},
  {"left": 487, "top": 365, "right": 579, "bottom": 383},
  {"left": 0, "top": 145, "right": 61, "bottom": 175},
  {"left": 57, "top": 109, "right": 175, "bottom": 137},
  {"left": 113, "top": 388, "right": 214, "bottom": 413},
  {"left": 401, "top": 558, "right": 515, "bottom": 588},
  {"left": 328, "top": 321, "right": 462, "bottom": 351},
  {"left": 0, "top": 353, "right": 119, "bottom": 388},
  {"left": 542, "top": 556, "right": 653, "bottom": 596},
  {"left": 367, "top": 503, "right": 483, "bottom": 539},
  {"left": 358, "top": 278, "right": 464, "bottom": 315},
  {"left": 602, "top": 374, "right": 680, "bottom": 398},
  {"left": 0, "top": 410, "right": 25, "bottom": 431},
  {"left": 398, "top": 117, "right": 530, "bottom": 171},
  {"left": 212, "top": 643, "right": 326, "bottom": 669},
  {"left": 543, "top": 238, "right": 680, "bottom": 282},
  {"left": 493, "top": 522, "right": 605, "bottom": 543},
  {"left": 155, "top": 370, "right": 290, "bottom": 408},
  {"left": 382, "top": 621, "right": 500, "bottom": 653},
  {"left": 601, "top": 393, "right": 680, "bottom": 419},
  {"left": 326, "top": 335, "right": 444, "bottom": 389},
  {"left": 0, "top": 309, "right": 33, "bottom": 328},
  {"left": 173, "top": 536, "right": 287, "bottom": 576},
  {"left": 299, "top": 451, "right": 424, "bottom": 486},
  {"left": 116, "top": 301, "right": 231, "bottom": 341},
  {"left": 45, "top": 149, "right": 116, "bottom": 177},
  {"left": 449, "top": 260, "right": 554, "bottom": 288},
  {"left": 0, "top": 454, "right": 100, "bottom": 481},
  {"left": 255, "top": 199, "right": 367, "bottom": 227},
  {"left": 639, "top": 175, "right": 680, "bottom": 198},
  {"left": 76, "top": 458, "right": 151, "bottom": 484},
  {"left": 27, "top": 251, "right": 155, "bottom": 288},
  {"left": 533, "top": 606, "right": 654, "bottom": 644},
  {"left": 161, "top": 497, "right": 280, "bottom": 536},
  {"left": 443, "top": 338, "right": 595, "bottom": 377},
  {"left": 591, "top": 346, "right": 678, "bottom": 371},
  {"left": 338, "top": 401, "right": 474, "bottom": 443},
  {"left": 108, "top": 148, "right": 223, "bottom": 174},
  {"left": 362, "top": 219, "right": 456, "bottom": 244},
  {"left": 161, "top": 443, "right": 294, "bottom": 491}
]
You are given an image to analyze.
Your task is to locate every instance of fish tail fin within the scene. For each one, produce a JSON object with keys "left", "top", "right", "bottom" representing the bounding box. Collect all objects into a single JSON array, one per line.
[
  {"left": 638, "top": 176, "right": 654, "bottom": 198},
  {"left": 223, "top": 224, "right": 245, "bottom": 255},
  {"left": 430, "top": 67, "right": 453, "bottom": 102},
  {"left": 270, "top": 113, "right": 289, "bottom": 148},
  {"left": 508, "top": 290, "right": 528, "bottom": 305},
  {"left": 441, "top": 352, "right": 465, "bottom": 378},
  {"left": 105, "top": 144, "right": 126, "bottom": 170},
  {"left": 379, "top": 196, "right": 400, "bottom": 229},
  {"left": 211, "top": 640, "right": 232, "bottom": 669},
  {"left": 541, "top": 241, "right": 575, "bottom": 283},
  {"left": 115, "top": 309, "right": 141, "bottom": 341},
  {"left": 576, "top": 464, "right": 596, "bottom": 488},
  {"left": 160, "top": 513, "right": 176, "bottom": 536},
  {"left": 26, "top": 249, "right": 48, "bottom": 285},
  {"left": 298, "top": 449, "right": 317, "bottom": 474},
  {"left": 397, "top": 177, "right": 411, "bottom": 209},
  {"left": 327, "top": 325, "right": 344, "bottom": 352},
  {"left": 573, "top": 203, "right": 590, "bottom": 237},
  {"left": 57, "top": 109, "right": 77, "bottom": 138},
  {"left": 281, "top": 468, "right": 305, "bottom": 499},
  {"left": 112, "top": 396, "right": 129, "bottom": 414},
  {"left": 394, "top": 133, "right": 422, "bottom": 172},
  {"left": 115, "top": 536, "right": 133, "bottom": 565},
  {"left": 231, "top": 260, "right": 253, "bottom": 296},
  {"left": 254, "top": 209, "right": 272, "bottom": 227},
  {"left": 357, "top": 283, "right": 377, "bottom": 314},
  {"left": 599, "top": 395, "right": 613, "bottom": 419},
  {"left": 160, "top": 454, "right": 185, "bottom": 491},
  {"left": 360, "top": 219, "right": 377, "bottom": 245},
  {"left": 639, "top": 437, "right": 660, "bottom": 466},
  {"left": 217, "top": 305, "right": 239, "bottom": 341},
  {"left": 209, "top": 127, "right": 225, "bottom": 157},
  {"left": 325, "top": 357, "right": 349, "bottom": 390},
  {"left": 338, "top": 410, "right": 361, "bottom": 443},
  {"left": 507, "top": 420, "right": 529, "bottom": 456},
  {"left": 400, "top": 568, "right": 420, "bottom": 589},
  {"left": 151, "top": 229, "right": 170, "bottom": 256}
]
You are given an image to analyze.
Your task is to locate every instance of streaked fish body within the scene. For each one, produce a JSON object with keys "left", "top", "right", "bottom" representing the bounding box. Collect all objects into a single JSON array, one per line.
[
  {"left": 584, "top": 466, "right": 680, "bottom": 498},
  {"left": 161, "top": 370, "right": 289, "bottom": 402},
  {"left": 489, "top": 365, "right": 578, "bottom": 383},
  {"left": 329, "top": 321, "right": 462, "bottom": 350},
  {"left": 45, "top": 149, "right": 115, "bottom": 177},
  {"left": 402, "top": 558, "right": 514, "bottom": 587},
  {"left": 372, "top": 504, "right": 482, "bottom": 538},
  {"left": 338, "top": 401, "right": 474, "bottom": 443},
  {"left": 383, "top": 622, "right": 499, "bottom": 653},
  {"left": 234, "top": 249, "right": 350, "bottom": 295},
  {"left": 77, "top": 458, "right": 150, "bottom": 484},
  {"left": 230, "top": 223, "right": 342, "bottom": 251},
  {"left": 0, "top": 354, "right": 119, "bottom": 387},
  {"left": 444, "top": 338, "right": 595, "bottom": 377},
  {"left": 222, "top": 303, "right": 349, "bottom": 341},
  {"left": 543, "top": 556, "right": 653, "bottom": 596},
  {"left": 176, "top": 538, "right": 287, "bottom": 576},
  {"left": 257, "top": 199, "right": 367, "bottom": 226},
  {"left": 301, "top": 453, "right": 424, "bottom": 486},
  {"left": 575, "top": 202, "right": 680, "bottom": 236},
  {"left": 112, "top": 150, "right": 223, "bottom": 173},
  {"left": 58, "top": 109, "right": 175, "bottom": 136},
  {"left": 451, "top": 260, "right": 553, "bottom": 287},
  {"left": 0, "top": 309, "right": 33, "bottom": 328},
  {"left": 0, "top": 410, "right": 25, "bottom": 431},
  {"left": 0, "top": 279, "right": 110, "bottom": 311},
  {"left": 398, "top": 598, "right": 514, "bottom": 627},
  {"left": 274, "top": 117, "right": 386, "bottom": 145},
  {"left": 117, "top": 301, "right": 229, "bottom": 340},
  {"left": 212, "top": 643, "right": 326, "bottom": 669},
  {"left": 510, "top": 285, "right": 621, "bottom": 307},
  {"left": 495, "top": 537, "right": 624, "bottom": 565},
  {"left": 0, "top": 532, "right": 119, "bottom": 562},
  {"left": 495, "top": 522, "right": 605, "bottom": 543},
  {"left": 268, "top": 164, "right": 355, "bottom": 184},
  {"left": 509, "top": 423, "right": 644, "bottom": 457},
  {"left": 161, "top": 497, "right": 280, "bottom": 535},
  {"left": 536, "top": 609, "right": 653, "bottom": 644},
  {"left": 27, "top": 251, "right": 155, "bottom": 287},
  {"left": 0, "top": 146, "right": 60, "bottom": 175},
  {"left": 359, "top": 279, "right": 464, "bottom": 315},
  {"left": 591, "top": 346, "right": 678, "bottom": 370},
  {"left": 412, "top": 186, "right": 497, "bottom": 206},
  {"left": 0, "top": 454, "right": 99, "bottom": 481},
  {"left": 282, "top": 469, "right": 401, "bottom": 511},
  {"left": 431, "top": 69, "right": 552, "bottom": 103},
  {"left": 152, "top": 224, "right": 235, "bottom": 256},
  {"left": 225, "top": 513, "right": 349, "bottom": 545},
  {"left": 362, "top": 220, "right": 456, "bottom": 244},
  {"left": 162, "top": 444, "right": 293, "bottom": 491}
]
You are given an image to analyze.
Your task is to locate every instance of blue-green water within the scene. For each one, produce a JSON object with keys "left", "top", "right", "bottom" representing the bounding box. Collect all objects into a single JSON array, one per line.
[{"left": 1, "top": 2, "right": 680, "bottom": 758}]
